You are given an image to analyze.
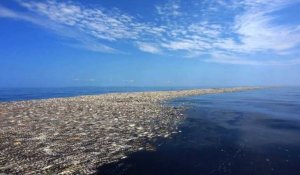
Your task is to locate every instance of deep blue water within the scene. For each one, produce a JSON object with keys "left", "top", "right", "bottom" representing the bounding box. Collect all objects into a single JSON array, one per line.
[
  {"left": 98, "top": 87, "right": 300, "bottom": 175},
  {"left": 0, "top": 87, "right": 199, "bottom": 102}
]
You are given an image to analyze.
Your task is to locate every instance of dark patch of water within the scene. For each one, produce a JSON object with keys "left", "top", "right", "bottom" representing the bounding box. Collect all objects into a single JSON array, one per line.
[{"left": 97, "top": 88, "right": 300, "bottom": 175}]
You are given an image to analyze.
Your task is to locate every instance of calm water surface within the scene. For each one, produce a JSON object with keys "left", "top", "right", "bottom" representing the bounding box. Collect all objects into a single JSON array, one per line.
[{"left": 98, "top": 87, "right": 300, "bottom": 175}]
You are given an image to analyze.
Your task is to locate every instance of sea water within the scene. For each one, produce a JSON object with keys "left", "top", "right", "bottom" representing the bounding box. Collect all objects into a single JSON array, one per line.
[{"left": 98, "top": 87, "right": 300, "bottom": 175}]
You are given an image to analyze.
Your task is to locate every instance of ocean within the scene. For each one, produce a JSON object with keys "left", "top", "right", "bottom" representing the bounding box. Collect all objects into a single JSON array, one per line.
[
  {"left": 1, "top": 87, "right": 300, "bottom": 174},
  {"left": 97, "top": 87, "right": 300, "bottom": 175}
]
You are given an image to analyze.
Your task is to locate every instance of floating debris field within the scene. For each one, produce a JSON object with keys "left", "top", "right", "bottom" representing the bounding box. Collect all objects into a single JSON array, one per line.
[{"left": 0, "top": 87, "right": 260, "bottom": 174}]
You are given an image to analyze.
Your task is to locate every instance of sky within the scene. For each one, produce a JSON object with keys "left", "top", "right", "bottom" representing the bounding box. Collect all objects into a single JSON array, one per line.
[{"left": 0, "top": 0, "right": 300, "bottom": 87}]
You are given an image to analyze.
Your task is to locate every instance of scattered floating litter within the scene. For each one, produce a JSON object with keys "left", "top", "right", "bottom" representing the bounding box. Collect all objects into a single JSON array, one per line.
[
  {"left": 129, "top": 124, "right": 135, "bottom": 127},
  {"left": 137, "top": 127, "right": 144, "bottom": 130},
  {"left": 42, "top": 165, "right": 53, "bottom": 170},
  {"left": 13, "top": 141, "right": 22, "bottom": 146},
  {"left": 43, "top": 146, "right": 53, "bottom": 155}
]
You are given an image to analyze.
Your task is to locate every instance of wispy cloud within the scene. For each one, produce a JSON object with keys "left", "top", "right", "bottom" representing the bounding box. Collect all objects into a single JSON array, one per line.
[
  {"left": 0, "top": 5, "right": 40, "bottom": 23},
  {"left": 0, "top": 0, "right": 153, "bottom": 53},
  {"left": 152, "top": 0, "right": 300, "bottom": 65},
  {"left": 18, "top": 1, "right": 146, "bottom": 41},
  {"left": 0, "top": 3, "right": 117, "bottom": 53},
  {"left": 231, "top": 0, "right": 300, "bottom": 53},
  {"left": 1, "top": 0, "right": 300, "bottom": 65},
  {"left": 156, "top": 0, "right": 182, "bottom": 18},
  {"left": 136, "top": 42, "right": 161, "bottom": 54}
]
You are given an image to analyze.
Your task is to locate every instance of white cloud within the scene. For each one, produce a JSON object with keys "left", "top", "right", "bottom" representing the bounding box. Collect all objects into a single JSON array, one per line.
[
  {"left": 0, "top": 5, "right": 40, "bottom": 23},
  {"left": 232, "top": 5, "right": 300, "bottom": 53},
  {"left": 1, "top": 0, "right": 153, "bottom": 53},
  {"left": 161, "top": 39, "right": 209, "bottom": 51},
  {"left": 152, "top": 0, "right": 300, "bottom": 65},
  {"left": 24, "top": 0, "right": 147, "bottom": 41},
  {"left": 156, "top": 0, "right": 182, "bottom": 18},
  {"left": 0, "top": 4, "right": 116, "bottom": 53},
  {"left": 137, "top": 42, "right": 161, "bottom": 54}
]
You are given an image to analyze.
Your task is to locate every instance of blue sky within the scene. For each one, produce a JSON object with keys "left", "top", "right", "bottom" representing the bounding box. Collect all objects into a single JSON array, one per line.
[{"left": 0, "top": 0, "right": 300, "bottom": 87}]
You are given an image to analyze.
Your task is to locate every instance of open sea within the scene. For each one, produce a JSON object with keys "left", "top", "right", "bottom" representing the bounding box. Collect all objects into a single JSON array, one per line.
[
  {"left": 1, "top": 87, "right": 300, "bottom": 175},
  {"left": 97, "top": 87, "right": 300, "bottom": 175}
]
